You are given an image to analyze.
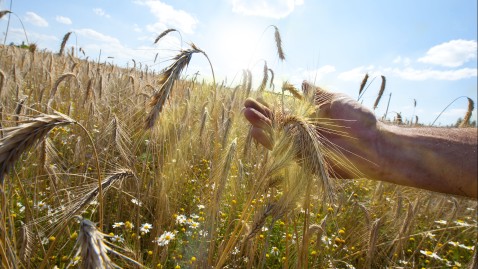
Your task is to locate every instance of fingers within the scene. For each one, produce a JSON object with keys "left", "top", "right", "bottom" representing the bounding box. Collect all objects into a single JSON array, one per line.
[
  {"left": 243, "top": 106, "right": 272, "bottom": 132},
  {"left": 251, "top": 127, "right": 274, "bottom": 150},
  {"left": 244, "top": 98, "right": 274, "bottom": 150},
  {"left": 244, "top": 97, "right": 273, "bottom": 119}
]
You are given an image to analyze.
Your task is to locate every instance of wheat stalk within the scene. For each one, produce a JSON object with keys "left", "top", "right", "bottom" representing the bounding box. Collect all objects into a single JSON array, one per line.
[{"left": 0, "top": 112, "right": 75, "bottom": 183}]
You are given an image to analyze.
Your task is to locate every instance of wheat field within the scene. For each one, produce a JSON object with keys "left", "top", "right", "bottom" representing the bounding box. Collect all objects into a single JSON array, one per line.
[{"left": 0, "top": 36, "right": 476, "bottom": 269}]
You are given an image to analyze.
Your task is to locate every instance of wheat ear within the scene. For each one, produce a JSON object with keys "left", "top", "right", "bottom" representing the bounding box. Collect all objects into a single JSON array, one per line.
[
  {"left": 257, "top": 61, "right": 268, "bottom": 92},
  {"left": 358, "top": 73, "right": 369, "bottom": 99},
  {"left": 154, "top": 28, "right": 178, "bottom": 44},
  {"left": 0, "top": 112, "right": 75, "bottom": 183},
  {"left": 373, "top": 75, "right": 386, "bottom": 110},
  {"left": 0, "top": 10, "right": 12, "bottom": 19},
  {"left": 282, "top": 82, "right": 303, "bottom": 99},
  {"left": 459, "top": 97, "right": 474, "bottom": 127},
  {"left": 145, "top": 43, "right": 213, "bottom": 129},
  {"left": 271, "top": 25, "right": 285, "bottom": 61},
  {"left": 0, "top": 69, "right": 5, "bottom": 96},
  {"left": 47, "top": 73, "right": 78, "bottom": 108},
  {"left": 59, "top": 32, "right": 72, "bottom": 56}
]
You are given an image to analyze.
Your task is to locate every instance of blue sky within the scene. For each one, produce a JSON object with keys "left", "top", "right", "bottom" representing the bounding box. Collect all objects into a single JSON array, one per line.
[{"left": 1, "top": 0, "right": 476, "bottom": 125}]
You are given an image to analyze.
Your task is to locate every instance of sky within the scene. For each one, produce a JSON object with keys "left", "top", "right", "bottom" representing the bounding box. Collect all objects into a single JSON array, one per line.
[{"left": 1, "top": 0, "right": 477, "bottom": 126}]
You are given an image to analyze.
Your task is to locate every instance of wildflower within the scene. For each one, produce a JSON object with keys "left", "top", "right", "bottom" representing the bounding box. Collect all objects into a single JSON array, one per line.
[
  {"left": 131, "top": 198, "right": 143, "bottom": 206},
  {"left": 110, "top": 235, "right": 125, "bottom": 243},
  {"left": 36, "top": 201, "right": 49, "bottom": 211},
  {"left": 424, "top": 232, "right": 436, "bottom": 239},
  {"left": 140, "top": 223, "right": 153, "bottom": 234},
  {"left": 154, "top": 231, "right": 176, "bottom": 246},
  {"left": 198, "top": 204, "right": 205, "bottom": 210},
  {"left": 261, "top": 227, "right": 269, "bottom": 232},
  {"left": 420, "top": 250, "right": 443, "bottom": 260},
  {"left": 198, "top": 230, "right": 208, "bottom": 237},
  {"left": 112, "top": 222, "right": 125, "bottom": 228},
  {"left": 190, "top": 213, "right": 199, "bottom": 219},
  {"left": 70, "top": 231, "right": 78, "bottom": 240},
  {"left": 125, "top": 221, "right": 134, "bottom": 230},
  {"left": 454, "top": 220, "right": 472, "bottom": 227},
  {"left": 435, "top": 220, "right": 447, "bottom": 225},
  {"left": 176, "top": 214, "right": 187, "bottom": 225},
  {"left": 188, "top": 221, "right": 200, "bottom": 229},
  {"left": 271, "top": 246, "right": 279, "bottom": 256},
  {"left": 232, "top": 246, "right": 240, "bottom": 255}
]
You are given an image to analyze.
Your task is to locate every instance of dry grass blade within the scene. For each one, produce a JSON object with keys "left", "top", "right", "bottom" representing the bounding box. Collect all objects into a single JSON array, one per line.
[
  {"left": 154, "top": 28, "right": 178, "bottom": 44},
  {"left": 272, "top": 25, "right": 285, "bottom": 61},
  {"left": 0, "top": 113, "right": 75, "bottom": 183},
  {"left": 59, "top": 32, "right": 72, "bottom": 56},
  {"left": 373, "top": 75, "right": 386, "bottom": 110},
  {"left": 459, "top": 97, "right": 474, "bottom": 127}
]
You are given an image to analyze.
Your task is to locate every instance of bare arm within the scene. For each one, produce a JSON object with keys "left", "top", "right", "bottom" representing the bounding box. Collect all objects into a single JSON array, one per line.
[
  {"left": 244, "top": 81, "right": 478, "bottom": 199},
  {"left": 374, "top": 125, "right": 477, "bottom": 198}
]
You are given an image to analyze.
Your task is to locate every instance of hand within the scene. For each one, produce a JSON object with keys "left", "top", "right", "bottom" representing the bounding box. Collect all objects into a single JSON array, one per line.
[{"left": 244, "top": 81, "right": 382, "bottom": 179}]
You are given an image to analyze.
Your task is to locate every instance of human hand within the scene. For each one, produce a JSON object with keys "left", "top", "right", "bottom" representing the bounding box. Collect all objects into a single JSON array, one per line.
[{"left": 244, "top": 81, "right": 382, "bottom": 179}]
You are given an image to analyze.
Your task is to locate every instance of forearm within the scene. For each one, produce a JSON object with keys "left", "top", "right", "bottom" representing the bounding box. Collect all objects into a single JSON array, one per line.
[{"left": 373, "top": 124, "right": 477, "bottom": 198}]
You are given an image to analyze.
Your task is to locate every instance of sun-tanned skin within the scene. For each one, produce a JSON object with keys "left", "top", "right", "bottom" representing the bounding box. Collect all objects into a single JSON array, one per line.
[{"left": 244, "top": 81, "right": 477, "bottom": 199}]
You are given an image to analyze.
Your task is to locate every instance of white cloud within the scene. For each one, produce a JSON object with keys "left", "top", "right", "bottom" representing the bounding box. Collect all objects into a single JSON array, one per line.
[
  {"left": 73, "top": 28, "right": 161, "bottom": 68},
  {"left": 418, "top": 40, "right": 477, "bottom": 67},
  {"left": 24, "top": 11, "right": 48, "bottom": 27},
  {"left": 93, "top": 8, "right": 111, "bottom": 18},
  {"left": 393, "top": 56, "right": 411, "bottom": 66},
  {"left": 302, "top": 65, "right": 336, "bottom": 80},
  {"left": 388, "top": 67, "right": 477, "bottom": 81},
  {"left": 338, "top": 65, "right": 381, "bottom": 82},
  {"left": 133, "top": 24, "right": 142, "bottom": 33},
  {"left": 6, "top": 28, "right": 58, "bottom": 44},
  {"left": 56, "top": 15, "right": 72, "bottom": 25},
  {"left": 232, "top": 0, "right": 303, "bottom": 19},
  {"left": 75, "top": 28, "right": 121, "bottom": 45},
  {"left": 134, "top": 0, "right": 198, "bottom": 34}
]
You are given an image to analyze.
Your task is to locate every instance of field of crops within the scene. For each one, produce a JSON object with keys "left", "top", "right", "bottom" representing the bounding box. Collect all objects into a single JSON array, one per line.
[{"left": 0, "top": 38, "right": 476, "bottom": 269}]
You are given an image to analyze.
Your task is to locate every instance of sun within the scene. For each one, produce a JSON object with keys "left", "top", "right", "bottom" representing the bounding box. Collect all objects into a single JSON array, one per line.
[{"left": 212, "top": 21, "right": 264, "bottom": 74}]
